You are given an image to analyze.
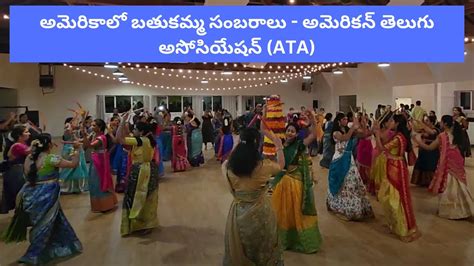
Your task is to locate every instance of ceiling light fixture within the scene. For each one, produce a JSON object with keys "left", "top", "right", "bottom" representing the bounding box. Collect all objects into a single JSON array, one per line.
[
  {"left": 3, "top": 14, "right": 9, "bottom": 20},
  {"left": 378, "top": 63, "right": 390, "bottom": 67},
  {"left": 118, "top": 76, "right": 128, "bottom": 81},
  {"left": 303, "top": 75, "right": 311, "bottom": 80},
  {"left": 113, "top": 70, "right": 124, "bottom": 76},
  {"left": 222, "top": 71, "right": 233, "bottom": 75},
  {"left": 280, "top": 79, "right": 288, "bottom": 83},
  {"left": 201, "top": 80, "right": 209, "bottom": 84},
  {"left": 332, "top": 68, "right": 343, "bottom": 75},
  {"left": 122, "top": 80, "right": 131, "bottom": 84},
  {"left": 104, "top": 63, "right": 118, "bottom": 69}
]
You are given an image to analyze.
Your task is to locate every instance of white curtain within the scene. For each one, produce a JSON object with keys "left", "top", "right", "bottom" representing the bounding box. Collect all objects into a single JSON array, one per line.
[
  {"left": 96, "top": 95, "right": 105, "bottom": 120},
  {"left": 223, "top": 96, "right": 238, "bottom": 118},
  {"left": 192, "top": 95, "right": 204, "bottom": 118}
]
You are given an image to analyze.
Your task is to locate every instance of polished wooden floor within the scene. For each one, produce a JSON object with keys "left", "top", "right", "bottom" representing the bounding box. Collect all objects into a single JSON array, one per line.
[{"left": 0, "top": 148, "right": 473, "bottom": 266}]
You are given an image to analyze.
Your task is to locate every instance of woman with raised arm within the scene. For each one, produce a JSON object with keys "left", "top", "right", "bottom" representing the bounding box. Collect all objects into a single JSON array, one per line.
[
  {"left": 374, "top": 114, "right": 421, "bottom": 242},
  {"left": 82, "top": 119, "right": 117, "bottom": 213},
  {"left": 410, "top": 115, "right": 440, "bottom": 187},
  {"left": 271, "top": 108, "right": 323, "bottom": 254},
  {"left": 414, "top": 115, "right": 473, "bottom": 219},
  {"left": 59, "top": 117, "right": 89, "bottom": 194},
  {"left": 222, "top": 124, "right": 285, "bottom": 266},
  {"left": 1, "top": 134, "right": 82, "bottom": 265},
  {"left": 327, "top": 112, "right": 374, "bottom": 221},
  {"left": 0, "top": 126, "right": 30, "bottom": 214},
  {"left": 117, "top": 113, "right": 160, "bottom": 236},
  {"left": 452, "top": 107, "right": 471, "bottom": 158}
]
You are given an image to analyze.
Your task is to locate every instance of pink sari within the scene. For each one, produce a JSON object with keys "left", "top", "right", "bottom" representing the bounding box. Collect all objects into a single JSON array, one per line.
[
  {"left": 91, "top": 134, "right": 114, "bottom": 192},
  {"left": 429, "top": 132, "right": 466, "bottom": 194}
]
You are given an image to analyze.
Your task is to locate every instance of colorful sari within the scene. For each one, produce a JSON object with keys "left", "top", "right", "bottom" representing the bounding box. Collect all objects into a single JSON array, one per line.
[
  {"left": 187, "top": 125, "right": 204, "bottom": 167},
  {"left": 369, "top": 130, "right": 395, "bottom": 196},
  {"left": 1, "top": 154, "right": 82, "bottom": 265},
  {"left": 111, "top": 142, "right": 129, "bottom": 192},
  {"left": 377, "top": 133, "right": 420, "bottom": 242},
  {"left": 217, "top": 134, "right": 234, "bottom": 163},
  {"left": 223, "top": 160, "right": 283, "bottom": 266},
  {"left": 59, "top": 141, "right": 89, "bottom": 194},
  {"left": 154, "top": 126, "right": 165, "bottom": 177},
  {"left": 411, "top": 129, "right": 440, "bottom": 187},
  {"left": 327, "top": 138, "right": 374, "bottom": 221},
  {"left": 429, "top": 132, "right": 473, "bottom": 219},
  {"left": 0, "top": 143, "right": 28, "bottom": 214},
  {"left": 271, "top": 139, "right": 322, "bottom": 254},
  {"left": 159, "top": 130, "right": 172, "bottom": 162},
  {"left": 171, "top": 125, "right": 190, "bottom": 172},
  {"left": 121, "top": 137, "right": 160, "bottom": 236},
  {"left": 319, "top": 121, "right": 334, "bottom": 169},
  {"left": 88, "top": 134, "right": 117, "bottom": 212}
]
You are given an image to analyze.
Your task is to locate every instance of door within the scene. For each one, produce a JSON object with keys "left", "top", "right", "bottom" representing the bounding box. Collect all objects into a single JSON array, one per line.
[{"left": 339, "top": 95, "right": 357, "bottom": 114}]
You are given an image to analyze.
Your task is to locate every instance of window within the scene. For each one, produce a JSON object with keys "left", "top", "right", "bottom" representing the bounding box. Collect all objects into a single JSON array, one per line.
[
  {"left": 105, "top": 96, "right": 115, "bottom": 113},
  {"left": 213, "top": 96, "right": 222, "bottom": 111},
  {"left": 104, "top": 95, "right": 144, "bottom": 113},
  {"left": 255, "top": 96, "right": 266, "bottom": 106},
  {"left": 183, "top": 96, "right": 193, "bottom": 110},
  {"left": 243, "top": 96, "right": 254, "bottom": 111},
  {"left": 460, "top": 91, "right": 472, "bottom": 111},
  {"left": 168, "top": 96, "right": 182, "bottom": 112},
  {"left": 156, "top": 96, "right": 168, "bottom": 109},
  {"left": 203, "top": 96, "right": 212, "bottom": 112}
]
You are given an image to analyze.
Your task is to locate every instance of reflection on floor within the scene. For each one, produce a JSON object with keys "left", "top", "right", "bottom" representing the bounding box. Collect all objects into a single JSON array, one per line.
[{"left": 0, "top": 148, "right": 473, "bottom": 266}]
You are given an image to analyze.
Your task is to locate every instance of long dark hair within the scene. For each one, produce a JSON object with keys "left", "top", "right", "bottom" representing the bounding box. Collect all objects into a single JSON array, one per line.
[
  {"left": 331, "top": 112, "right": 348, "bottom": 144},
  {"left": 453, "top": 106, "right": 466, "bottom": 117},
  {"left": 441, "top": 115, "right": 465, "bottom": 152},
  {"left": 11, "top": 126, "right": 26, "bottom": 142},
  {"left": 94, "top": 119, "right": 112, "bottom": 150},
  {"left": 27, "top": 134, "right": 52, "bottom": 185},
  {"left": 135, "top": 122, "right": 156, "bottom": 148},
  {"left": 392, "top": 114, "right": 412, "bottom": 153},
  {"left": 228, "top": 128, "right": 261, "bottom": 177}
]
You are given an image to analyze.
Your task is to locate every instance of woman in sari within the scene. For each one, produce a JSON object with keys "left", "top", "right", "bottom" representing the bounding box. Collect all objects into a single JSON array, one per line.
[
  {"left": 356, "top": 115, "right": 374, "bottom": 191},
  {"left": 59, "top": 118, "right": 89, "bottom": 194},
  {"left": 0, "top": 126, "right": 30, "bottom": 214},
  {"left": 327, "top": 113, "right": 374, "bottom": 221},
  {"left": 411, "top": 115, "right": 440, "bottom": 187},
  {"left": 452, "top": 107, "right": 471, "bottom": 158},
  {"left": 159, "top": 110, "right": 172, "bottom": 162},
  {"left": 319, "top": 113, "right": 334, "bottom": 169},
  {"left": 82, "top": 119, "right": 117, "bottom": 213},
  {"left": 374, "top": 114, "right": 421, "bottom": 242},
  {"left": 217, "top": 117, "right": 234, "bottom": 164},
  {"left": 117, "top": 117, "right": 160, "bottom": 236},
  {"left": 109, "top": 116, "right": 127, "bottom": 192},
  {"left": 272, "top": 110, "right": 322, "bottom": 254},
  {"left": 202, "top": 110, "right": 214, "bottom": 150},
  {"left": 414, "top": 115, "right": 473, "bottom": 219},
  {"left": 1, "top": 134, "right": 82, "bottom": 265},
  {"left": 222, "top": 126, "right": 284, "bottom": 265},
  {"left": 369, "top": 112, "right": 395, "bottom": 196},
  {"left": 186, "top": 116, "right": 205, "bottom": 167},
  {"left": 171, "top": 117, "right": 190, "bottom": 172}
]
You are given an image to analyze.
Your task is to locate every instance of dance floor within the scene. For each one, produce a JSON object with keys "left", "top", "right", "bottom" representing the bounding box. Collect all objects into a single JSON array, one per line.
[{"left": 1, "top": 148, "right": 473, "bottom": 266}]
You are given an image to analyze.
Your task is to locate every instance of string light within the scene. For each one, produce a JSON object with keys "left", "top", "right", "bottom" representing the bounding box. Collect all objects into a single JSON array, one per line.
[{"left": 63, "top": 63, "right": 309, "bottom": 91}]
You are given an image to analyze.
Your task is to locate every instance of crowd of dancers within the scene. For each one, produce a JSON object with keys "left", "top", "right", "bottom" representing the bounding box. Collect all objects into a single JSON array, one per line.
[
  {"left": 0, "top": 103, "right": 234, "bottom": 265},
  {"left": 223, "top": 101, "right": 473, "bottom": 265},
  {"left": 0, "top": 99, "right": 473, "bottom": 265}
]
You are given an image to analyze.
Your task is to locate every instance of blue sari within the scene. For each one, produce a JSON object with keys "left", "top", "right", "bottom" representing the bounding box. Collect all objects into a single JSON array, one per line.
[
  {"left": 319, "top": 121, "right": 334, "bottom": 169},
  {"left": 187, "top": 125, "right": 204, "bottom": 167},
  {"left": 1, "top": 154, "right": 82, "bottom": 265}
]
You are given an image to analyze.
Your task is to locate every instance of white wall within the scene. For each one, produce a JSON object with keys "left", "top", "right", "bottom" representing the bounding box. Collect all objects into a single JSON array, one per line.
[
  {"left": 314, "top": 42, "right": 474, "bottom": 116},
  {"left": 0, "top": 54, "right": 318, "bottom": 136}
]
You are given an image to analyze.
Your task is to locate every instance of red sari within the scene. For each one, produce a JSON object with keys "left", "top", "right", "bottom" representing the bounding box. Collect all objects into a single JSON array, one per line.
[
  {"left": 378, "top": 133, "right": 420, "bottom": 242},
  {"left": 429, "top": 132, "right": 473, "bottom": 219}
]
